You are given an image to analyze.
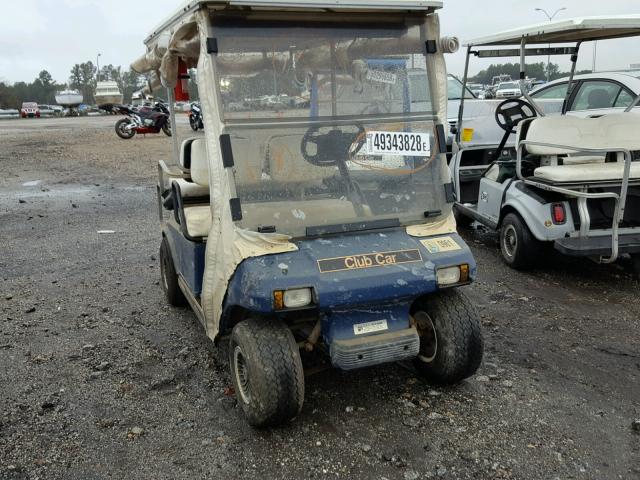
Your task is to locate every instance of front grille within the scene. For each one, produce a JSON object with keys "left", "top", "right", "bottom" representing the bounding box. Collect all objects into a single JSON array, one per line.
[{"left": 330, "top": 328, "right": 419, "bottom": 370}]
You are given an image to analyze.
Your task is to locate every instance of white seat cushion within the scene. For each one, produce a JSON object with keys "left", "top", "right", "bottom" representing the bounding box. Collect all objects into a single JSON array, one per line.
[
  {"left": 561, "top": 155, "right": 605, "bottom": 165},
  {"left": 183, "top": 205, "right": 212, "bottom": 238},
  {"left": 173, "top": 179, "right": 209, "bottom": 198},
  {"left": 190, "top": 139, "right": 209, "bottom": 187},
  {"left": 534, "top": 162, "right": 640, "bottom": 183},
  {"left": 522, "top": 113, "right": 640, "bottom": 156},
  {"left": 180, "top": 137, "right": 200, "bottom": 170}
]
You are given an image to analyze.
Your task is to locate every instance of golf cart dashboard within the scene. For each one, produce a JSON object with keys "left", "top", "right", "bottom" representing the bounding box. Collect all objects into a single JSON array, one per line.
[{"left": 459, "top": 146, "right": 516, "bottom": 168}]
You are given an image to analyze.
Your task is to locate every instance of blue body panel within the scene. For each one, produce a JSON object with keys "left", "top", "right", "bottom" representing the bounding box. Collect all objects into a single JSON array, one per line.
[
  {"left": 222, "top": 227, "right": 476, "bottom": 343},
  {"left": 165, "top": 224, "right": 206, "bottom": 296}
]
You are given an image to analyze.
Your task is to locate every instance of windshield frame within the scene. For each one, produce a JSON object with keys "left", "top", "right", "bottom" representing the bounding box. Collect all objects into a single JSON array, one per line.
[{"left": 211, "top": 12, "right": 439, "bottom": 127}]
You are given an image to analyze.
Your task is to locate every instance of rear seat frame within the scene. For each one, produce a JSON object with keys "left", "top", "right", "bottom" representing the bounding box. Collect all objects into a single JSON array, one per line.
[{"left": 516, "top": 139, "right": 634, "bottom": 263}]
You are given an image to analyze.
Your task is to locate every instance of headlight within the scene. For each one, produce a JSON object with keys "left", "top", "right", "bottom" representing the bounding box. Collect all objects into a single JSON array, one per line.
[
  {"left": 274, "top": 288, "right": 313, "bottom": 309},
  {"left": 436, "top": 265, "right": 470, "bottom": 287},
  {"left": 284, "top": 288, "right": 312, "bottom": 308}
]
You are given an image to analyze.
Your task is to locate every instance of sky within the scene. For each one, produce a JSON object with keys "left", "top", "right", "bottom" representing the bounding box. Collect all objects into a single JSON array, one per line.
[{"left": 1, "top": 0, "right": 639, "bottom": 85}]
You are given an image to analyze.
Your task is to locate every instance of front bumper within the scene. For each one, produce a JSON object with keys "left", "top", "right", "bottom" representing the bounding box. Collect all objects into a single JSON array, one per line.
[{"left": 330, "top": 327, "right": 419, "bottom": 370}]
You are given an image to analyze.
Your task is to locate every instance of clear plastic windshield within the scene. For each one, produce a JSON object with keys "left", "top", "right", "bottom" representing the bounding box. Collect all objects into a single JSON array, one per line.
[
  {"left": 213, "top": 15, "right": 447, "bottom": 238},
  {"left": 213, "top": 15, "right": 434, "bottom": 120}
]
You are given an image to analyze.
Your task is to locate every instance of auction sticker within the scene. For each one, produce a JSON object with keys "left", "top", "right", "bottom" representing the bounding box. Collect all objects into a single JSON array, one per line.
[
  {"left": 353, "top": 319, "right": 388, "bottom": 336},
  {"left": 420, "top": 236, "right": 462, "bottom": 253},
  {"left": 366, "top": 131, "right": 431, "bottom": 157}
]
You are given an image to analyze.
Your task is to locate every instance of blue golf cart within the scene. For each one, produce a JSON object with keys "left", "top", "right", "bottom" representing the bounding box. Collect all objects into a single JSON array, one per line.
[{"left": 134, "top": 0, "right": 483, "bottom": 427}]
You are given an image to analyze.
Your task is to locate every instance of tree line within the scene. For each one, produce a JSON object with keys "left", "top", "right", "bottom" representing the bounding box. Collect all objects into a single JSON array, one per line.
[
  {"left": 0, "top": 62, "right": 146, "bottom": 109},
  {"left": 470, "top": 61, "right": 591, "bottom": 85}
]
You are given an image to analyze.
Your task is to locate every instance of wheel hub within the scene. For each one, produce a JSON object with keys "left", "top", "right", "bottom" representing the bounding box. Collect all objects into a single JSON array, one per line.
[
  {"left": 414, "top": 311, "right": 438, "bottom": 363},
  {"left": 233, "top": 346, "right": 252, "bottom": 404},
  {"left": 503, "top": 225, "right": 517, "bottom": 258}
]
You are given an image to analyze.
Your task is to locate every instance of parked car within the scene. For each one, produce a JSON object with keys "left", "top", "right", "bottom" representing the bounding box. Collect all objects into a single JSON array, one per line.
[
  {"left": 530, "top": 72, "right": 640, "bottom": 116},
  {"left": 468, "top": 83, "right": 485, "bottom": 98},
  {"left": 38, "top": 104, "right": 63, "bottom": 116},
  {"left": 495, "top": 81, "right": 522, "bottom": 98},
  {"left": 21, "top": 102, "right": 40, "bottom": 118}
]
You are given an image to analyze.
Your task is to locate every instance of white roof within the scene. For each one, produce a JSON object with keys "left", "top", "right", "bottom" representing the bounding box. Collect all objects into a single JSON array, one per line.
[
  {"left": 146, "top": 0, "right": 442, "bottom": 44},
  {"left": 466, "top": 15, "right": 640, "bottom": 47}
]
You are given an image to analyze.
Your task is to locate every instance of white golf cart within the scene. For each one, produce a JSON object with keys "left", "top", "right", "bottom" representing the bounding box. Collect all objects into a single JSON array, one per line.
[
  {"left": 132, "top": 0, "right": 483, "bottom": 427},
  {"left": 451, "top": 16, "right": 640, "bottom": 271}
]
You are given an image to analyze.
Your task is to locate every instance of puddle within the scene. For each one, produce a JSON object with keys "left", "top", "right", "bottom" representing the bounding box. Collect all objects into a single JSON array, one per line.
[
  {"left": 0, "top": 184, "right": 148, "bottom": 201},
  {"left": 22, "top": 180, "right": 42, "bottom": 187}
]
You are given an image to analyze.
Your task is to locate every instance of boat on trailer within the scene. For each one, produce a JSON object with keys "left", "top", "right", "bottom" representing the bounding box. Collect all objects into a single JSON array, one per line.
[
  {"left": 55, "top": 89, "right": 83, "bottom": 107},
  {"left": 95, "top": 81, "right": 124, "bottom": 107}
]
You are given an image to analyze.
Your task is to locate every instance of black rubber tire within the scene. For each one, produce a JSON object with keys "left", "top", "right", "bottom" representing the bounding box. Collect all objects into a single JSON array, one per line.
[
  {"left": 632, "top": 254, "right": 640, "bottom": 279},
  {"left": 189, "top": 116, "right": 198, "bottom": 132},
  {"left": 162, "top": 121, "right": 172, "bottom": 137},
  {"left": 453, "top": 205, "right": 474, "bottom": 228},
  {"left": 499, "top": 212, "right": 541, "bottom": 270},
  {"left": 159, "top": 237, "right": 187, "bottom": 307},
  {"left": 412, "top": 290, "right": 483, "bottom": 385},
  {"left": 115, "top": 118, "right": 135, "bottom": 139},
  {"left": 229, "top": 318, "right": 304, "bottom": 427}
]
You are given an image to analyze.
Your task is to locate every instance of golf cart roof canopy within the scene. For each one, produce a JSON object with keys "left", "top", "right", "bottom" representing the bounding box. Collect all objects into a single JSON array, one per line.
[
  {"left": 465, "top": 15, "right": 640, "bottom": 47},
  {"left": 145, "top": 0, "right": 443, "bottom": 44}
]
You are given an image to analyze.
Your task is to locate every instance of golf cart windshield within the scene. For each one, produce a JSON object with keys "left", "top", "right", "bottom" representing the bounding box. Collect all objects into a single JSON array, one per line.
[{"left": 214, "top": 14, "right": 447, "bottom": 237}]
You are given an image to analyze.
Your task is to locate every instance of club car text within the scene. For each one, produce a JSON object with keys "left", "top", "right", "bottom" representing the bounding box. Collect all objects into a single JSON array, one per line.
[{"left": 317, "top": 249, "right": 423, "bottom": 273}]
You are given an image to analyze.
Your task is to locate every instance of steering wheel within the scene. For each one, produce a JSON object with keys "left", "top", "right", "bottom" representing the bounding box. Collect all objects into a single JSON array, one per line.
[
  {"left": 494, "top": 98, "right": 537, "bottom": 133},
  {"left": 301, "top": 125, "right": 365, "bottom": 167},
  {"left": 491, "top": 98, "right": 537, "bottom": 163}
]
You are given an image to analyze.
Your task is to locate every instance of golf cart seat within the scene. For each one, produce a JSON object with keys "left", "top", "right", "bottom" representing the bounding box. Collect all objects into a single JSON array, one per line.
[
  {"left": 518, "top": 113, "right": 640, "bottom": 184},
  {"left": 176, "top": 139, "right": 212, "bottom": 239},
  {"left": 173, "top": 137, "right": 210, "bottom": 199}
]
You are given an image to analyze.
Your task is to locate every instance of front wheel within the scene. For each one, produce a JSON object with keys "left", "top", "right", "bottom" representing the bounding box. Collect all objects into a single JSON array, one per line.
[
  {"left": 412, "top": 290, "right": 483, "bottom": 385},
  {"left": 499, "top": 212, "right": 541, "bottom": 269},
  {"left": 631, "top": 254, "right": 640, "bottom": 279},
  {"left": 159, "top": 237, "right": 186, "bottom": 307},
  {"left": 189, "top": 116, "right": 198, "bottom": 131},
  {"left": 162, "top": 120, "right": 172, "bottom": 137},
  {"left": 115, "top": 118, "right": 135, "bottom": 139},
  {"left": 229, "top": 318, "right": 304, "bottom": 427},
  {"left": 453, "top": 205, "right": 474, "bottom": 228}
]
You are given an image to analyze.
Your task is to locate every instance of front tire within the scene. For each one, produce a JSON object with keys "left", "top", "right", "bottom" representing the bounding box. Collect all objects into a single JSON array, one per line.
[
  {"left": 115, "top": 118, "right": 135, "bottom": 139},
  {"left": 499, "top": 212, "right": 541, "bottom": 269},
  {"left": 189, "top": 116, "right": 198, "bottom": 131},
  {"left": 159, "top": 237, "right": 186, "bottom": 307},
  {"left": 229, "top": 318, "right": 304, "bottom": 427},
  {"left": 162, "top": 120, "right": 172, "bottom": 137},
  {"left": 412, "top": 290, "right": 483, "bottom": 385},
  {"left": 453, "top": 205, "right": 474, "bottom": 228}
]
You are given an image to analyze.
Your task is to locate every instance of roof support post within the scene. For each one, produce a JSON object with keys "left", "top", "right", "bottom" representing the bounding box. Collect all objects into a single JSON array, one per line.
[
  {"left": 562, "top": 41, "right": 582, "bottom": 114},
  {"left": 519, "top": 37, "right": 545, "bottom": 117},
  {"left": 456, "top": 45, "right": 472, "bottom": 148},
  {"left": 167, "top": 87, "right": 180, "bottom": 166}
]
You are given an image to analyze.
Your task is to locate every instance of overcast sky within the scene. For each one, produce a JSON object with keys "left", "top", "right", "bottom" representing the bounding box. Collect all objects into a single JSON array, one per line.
[{"left": 1, "top": 0, "right": 639, "bottom": 84}]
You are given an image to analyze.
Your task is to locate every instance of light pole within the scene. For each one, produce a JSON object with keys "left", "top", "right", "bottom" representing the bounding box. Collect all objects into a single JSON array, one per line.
[
  {"left": 96, "top": 53, "right": 102, "bottom": 82},
  {"left": 535, "top": 7, "right": 566, "bottom": 82}
]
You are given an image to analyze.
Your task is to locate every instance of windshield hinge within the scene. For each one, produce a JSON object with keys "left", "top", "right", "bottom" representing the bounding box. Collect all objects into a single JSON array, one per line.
[
  {"left": 229, "top": 198, "right": 242, "bottom": 221},
  {"left": 425, "top": 40, "right": 438, "bottom": 54},
  {"left": 207, "top": 38, "right": 218, "bottom": 55},
  {"left": 444, "top": 183, "right": 456, "bottom": 203},
  {"left": 220, "top": 134, "right": 234, "bottom": 168},
  {"left": 435, "top": 124, "right": 447, "bottom": 154}
]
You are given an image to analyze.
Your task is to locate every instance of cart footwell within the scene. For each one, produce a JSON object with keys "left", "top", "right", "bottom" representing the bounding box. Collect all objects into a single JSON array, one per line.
[
  {"left": 555, "top": 233, "right": 640, "bottom": 256},
  {"left": 330, "top": 327, "right": 420, "bottom": 370}
]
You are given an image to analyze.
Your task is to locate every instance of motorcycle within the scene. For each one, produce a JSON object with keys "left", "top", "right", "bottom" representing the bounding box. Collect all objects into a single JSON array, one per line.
[
  {"left": 188, "top": 102, "right": 204, "bottom": 131},
  {"left": 114, "top": 102, "right": 172, "bottom": 139}
]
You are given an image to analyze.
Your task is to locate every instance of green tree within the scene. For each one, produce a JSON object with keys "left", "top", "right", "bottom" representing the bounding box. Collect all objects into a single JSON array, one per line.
[{"left": 69, "top": 61, "right": 96, "bottom": 103}]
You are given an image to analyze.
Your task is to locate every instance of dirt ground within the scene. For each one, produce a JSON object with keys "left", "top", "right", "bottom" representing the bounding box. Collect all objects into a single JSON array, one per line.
[{"left": 1, "top": 116, "right": 639, "bottom": 480}]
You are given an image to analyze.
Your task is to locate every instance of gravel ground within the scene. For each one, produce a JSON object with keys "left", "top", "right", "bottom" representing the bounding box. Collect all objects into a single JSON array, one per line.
[{"left": 1, "top": 116, "right": 639, "bottom": 480}]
